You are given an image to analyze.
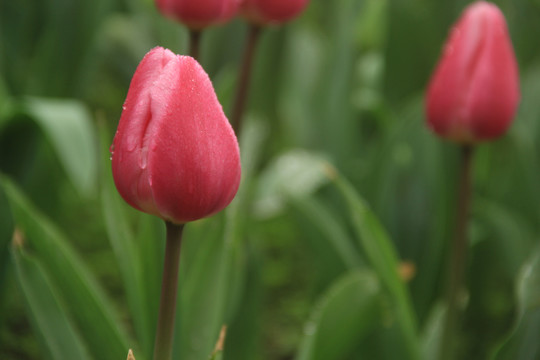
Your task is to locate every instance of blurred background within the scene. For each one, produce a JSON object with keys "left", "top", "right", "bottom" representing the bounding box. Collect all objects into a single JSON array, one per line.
[{"left": 1, "top": 0, "right": 539, "bottom": 359}]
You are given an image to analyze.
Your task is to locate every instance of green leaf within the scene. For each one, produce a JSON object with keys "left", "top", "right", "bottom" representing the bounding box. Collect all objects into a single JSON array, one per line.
[
  {"left": 492, "top": 246, "right": 540, "bottom": 360},
  {"left": 420, "top": 303, "right": 446, "bottom": 360},
  {"left": 291, "top": 196, "right": 362, "bottom": 270},
  {"left": 221, "top": 244, "right": 264, "bottom": 360},
  {"left": 11, "top": 244, "right": 92, "bottom": 360},
  {"left": 175, "top": 216, "right": 230, "bottom": 360},
  {"left": 254, "top": 149, "right": 332, "bottom": 219},
  {"left": 0, "top": 75, "right": 10, "bottom": 119},
  {"left": 210, "top": 351, "right": 224, "bottom": 360},
  {"left": 1, "top": 177, "right": 132, "bottom": 360},
  {"left": 296, "top": 270, "right": 381, "bottom": 360},
  {"left": 0, "top": 183, "right": 14, "bottom": 291},
  {"left": 333, "top": 173, "right": 419, "bottom": 359},
  {"left": 22, "top": 97, "right": 98, "bottom": 196},
  {"left": 101, "top": 176, "right": 151, "bottom": 354}
]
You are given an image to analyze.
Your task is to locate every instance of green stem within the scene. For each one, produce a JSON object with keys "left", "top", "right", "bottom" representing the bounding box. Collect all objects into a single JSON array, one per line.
[
  {"left": 189, "top": 29, "right": 202, "bottom": 61},
  {"left": 441, "top": 144, "right": 475, "bottom": 360},
  {"left": 230, "top": 23, "right": 262, "bottom": 135},
  {"left": 152, "top": 221, "right": 185, "bottom": 360}
]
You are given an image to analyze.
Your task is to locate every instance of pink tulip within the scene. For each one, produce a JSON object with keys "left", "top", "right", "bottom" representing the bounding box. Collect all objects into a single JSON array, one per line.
[
  {"left": 425, "top": 1, "right": 520, "bottom": 143},
  {"left": 111, "top": 47, "right": 241, "bottom": 224},
  {"left": 241, "top": 0, "right": 309, "bottom": 25},
  {"left": 155, "top": 0, "right": 240, "bottom": 29}
]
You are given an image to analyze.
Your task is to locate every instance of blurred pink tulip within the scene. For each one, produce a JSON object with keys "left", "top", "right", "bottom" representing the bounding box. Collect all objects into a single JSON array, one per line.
[
  {"left": 426, "top": 1, "right": 520, "bottom": 143},
  {"left": 111, "top": 47, "right": 241, "bottom": 224},
  {"left": 241, "top": 0, "right": 309, "bottom": 25},
  {"left": 155, "top": 0, "right": 240, "bottom": 29}
]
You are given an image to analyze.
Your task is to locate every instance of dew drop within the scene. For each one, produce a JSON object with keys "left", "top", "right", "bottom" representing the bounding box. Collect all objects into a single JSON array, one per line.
[
  {"left": 139, "top": 147, "right": 148, "bottom": 169},
  {"left": 126, "top": 135, "right": 138, "bottom": 151}
]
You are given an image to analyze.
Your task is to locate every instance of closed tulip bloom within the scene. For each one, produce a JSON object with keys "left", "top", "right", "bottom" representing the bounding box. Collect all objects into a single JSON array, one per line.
[
  {"left": 111, "top": 47, "right": 241, "bottom": 224},
  {"left": 155, "top": 0, "right": 240, "bottom": 29},
  {"left": 241, "top": 0, "right": 309, "bottom": 25},
  {"left": 426, "top": 1, "right": 520, "bottom": 143}
]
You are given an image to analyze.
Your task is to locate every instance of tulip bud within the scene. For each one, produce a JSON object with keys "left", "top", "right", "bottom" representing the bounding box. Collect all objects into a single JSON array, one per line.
[
  {"left": 241, "top": 0, "right": 309, "bottom": 25},
  {"left": 111, "top": 47, "right": 241, "bottom": 224},
  {"left": 425, "top": 1, "right": 520, "bottom": 143},
  {"left": 155, "top": 0, "right": 240, "bottom": 29}
]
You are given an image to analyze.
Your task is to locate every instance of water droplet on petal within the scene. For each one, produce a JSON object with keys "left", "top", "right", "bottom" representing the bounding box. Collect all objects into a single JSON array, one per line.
[{"left": 139, "top": 147, "right": 148, "bottom": 169}]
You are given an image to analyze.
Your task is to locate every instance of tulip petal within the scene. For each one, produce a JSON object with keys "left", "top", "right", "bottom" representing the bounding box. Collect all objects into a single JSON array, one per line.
[
  {"left": 241, "top": 0, "right": 309, "bottom": 25},
  {"left": 112, "top": 47, "right": 241, "bottom": 224},
  {"left": 148, "top": 56, "right": 240, "bottom": 223},
  {"left": 112, "top": 47, "right": 178, "bottom": 215},
  {"left": 155, "top": 0, "right": 240, "bottom": 29},
  {"left": 425, "top": 1, "right": 519, "bottom": 143}
]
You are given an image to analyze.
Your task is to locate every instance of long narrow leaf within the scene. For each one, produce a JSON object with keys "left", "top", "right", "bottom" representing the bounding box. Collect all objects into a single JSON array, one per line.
[
  {"left": 333, "top": 173, "right": 419, "bottom": 359},
  {"left": 2, "top": 177, "right": 131, "bottom": 360},
  {"left": 0, "top": 184, "right": 14, "bottom": 297},
  {"left": 291, "top": 196, "right": 362, "bottom": 270},
  {"left": 23, "top": 97, "right": 98, "bottom": 196},
  {"left": 492, "top": 246, "right": 540, "bottom": 360},
  {"left": 296, "top": 270, "right": 381, "bottom": 360},
  {"left": 11, "top": 244, "right": 92, "bottom": 360}
]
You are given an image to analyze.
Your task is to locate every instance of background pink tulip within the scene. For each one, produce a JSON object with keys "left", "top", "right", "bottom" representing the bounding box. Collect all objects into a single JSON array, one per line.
[
  {"left": 155, "top": 0, "right": 240, "bottom": 29},
  {"left": 111, "top": 47, "right": 241, "bottom": 224},
  {"left": 425, "top": 1, "right": 520, "bottom": 143},
  {"left": 241, "top": 0, "right": 309, "bottom": 25}
]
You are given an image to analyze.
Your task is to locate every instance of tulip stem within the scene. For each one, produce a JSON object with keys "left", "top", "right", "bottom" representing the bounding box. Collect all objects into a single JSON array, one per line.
[
  {"left": 152, "top": 221, "right": 185, "bottom": 360},
  {"left": 441, "top": 144, "right": 475, "bottom": 360},
  {"left": 230, "top": 23, "right": 262, "bottom": 135},
  {"left": 189, "top": 29, "right": 202, "bottom": 61}
]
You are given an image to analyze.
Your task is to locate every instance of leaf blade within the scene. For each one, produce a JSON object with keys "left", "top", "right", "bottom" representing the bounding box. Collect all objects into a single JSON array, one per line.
[
  {"left": 296, "top": 270, "right": 381, "bottom": 360},
  {"left": 2, "top": 177, "right": 132, "bottom": 360},
  {"left": 23, "top": 97, "right": 98, "bottom": 196},
  {"left": 11, "top": 244, "right": 93, "bottom": 360}
]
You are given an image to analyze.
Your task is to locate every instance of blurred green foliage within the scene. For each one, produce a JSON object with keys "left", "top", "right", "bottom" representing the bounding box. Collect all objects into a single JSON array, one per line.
[{"left": 1, "top": 0, "right": 540, "bottom": 359}]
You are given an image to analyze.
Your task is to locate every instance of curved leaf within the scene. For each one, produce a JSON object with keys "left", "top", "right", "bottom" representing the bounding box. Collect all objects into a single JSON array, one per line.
[
  {"left": 11, "top": 245, "right": 92, "bottom": 360},
  {"left": 333, "top": 174, "right": 419, "bottom": 359},
  {"left": 2, "top": 177, "right": 131, "bottom": 360},
  {"left": 492, "top": 246, "right": 540, "bottom": 360},
  {"left": 23, "top": 97, "right": 98, "bottom": 196},
  {"left": 296, "top": 270, "right": 381, "bottom": 360}
]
